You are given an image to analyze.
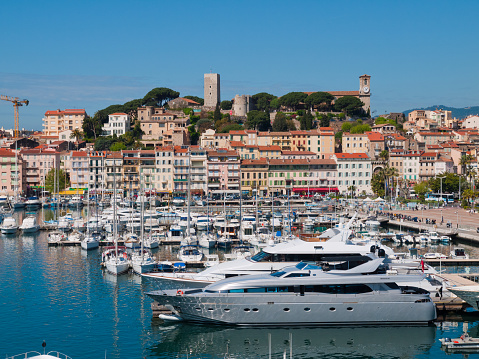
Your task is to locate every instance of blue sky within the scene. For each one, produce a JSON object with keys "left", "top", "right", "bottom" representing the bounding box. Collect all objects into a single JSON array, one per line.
[{"left": 1, "top": 0, "right": 479, "bottom": 130}]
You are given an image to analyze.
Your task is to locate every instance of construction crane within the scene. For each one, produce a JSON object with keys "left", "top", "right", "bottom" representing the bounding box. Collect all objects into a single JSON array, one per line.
[{"left": 0, "top": 95, "right": 29, "bottom": 138}]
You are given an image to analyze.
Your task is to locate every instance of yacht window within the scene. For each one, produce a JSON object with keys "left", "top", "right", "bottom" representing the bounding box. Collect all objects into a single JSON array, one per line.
[
  {"left": 314, "top": 284, "right": 373, "bottom": 294},
  {"left": 285, "top": 272, "right": 310, "bottom": 278},
  {"left": 271, "top": 271, "right": 286, "bottom": 277},
  {"left": 245, "top": 288, "right": 266, "bottom": 293},
  {"left": 251, "top": 251, "right": 272, "bottom": 262},
  {"left": 228, "top": 289, "right": 244, "bottom": 293},
  {"left": 304, "top": 307, "right": 311, "bottom": 312},
  {"left": 384, "top": 282, "right": 400, "bottom": 290}
]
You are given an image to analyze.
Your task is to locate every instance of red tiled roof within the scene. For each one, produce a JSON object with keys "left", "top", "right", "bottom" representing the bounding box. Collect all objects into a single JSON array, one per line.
[
  {"left": 258, "top": 146, "right": 281, "bottom": 151},
  {"left": 109, "top": 113, "right": 128, "bottom": 116},
  {"left": 241, "top": 158, "right": 269, "bottom": 165},
  {"left": 0, "top": 149, "right": 15, "bottom": 157},
  {"left": 365, "top": 131, "right": 384, "bottom": 141},
  {"left": 282, "top": 150, "right": 315, "bottom": 155},
  {"left": 334, "top": 153, "right": 369, "bottom": 159},
  {"left": 230, "top": 141, "right": 245, "bottom": 147},
  {"left": 71, "top": 151, "right": 87, "bottom": 157},
  {"left": 45, "top": 109, "right": 86, "bottom": 116}
]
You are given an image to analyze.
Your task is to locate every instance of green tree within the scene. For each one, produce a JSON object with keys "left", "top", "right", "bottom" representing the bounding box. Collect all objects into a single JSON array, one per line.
[
  {"left": 278, "top": 92, "right": 308, "bottom": 111},
  {"left": 188, "top": 124, "right": 200, "bottom": 145},
  {"left": 94, "top": 137, "right": 114, "bottom": 151},
  {"left": 429, "top": 173, "right": 469, "bottom": 194},
  {"left": 318, "top": 114, "right": 330, "bottom": 127},
  {"left": 196, "top": 118, "right": 214, "bottom": 133},
  {"left": 304, "top": 92, "right": 335, "bottom": 111},
  {"left": 142, "top": 87, "right": 180, "bottom": 107},
  {"left": 414, "top": 181, "right": 430, "bottom": 202},
  {"left": 272, "top": 112, "right": 288, "bottom": 132},
  {"left": 131, "top": 122, "right": 143, "bottom": 139},
  {"left": 350, "top": 124, "right": 371, "bottom": 134},
  {"left": 341, "top": 122, "right": 353, "bottom": 132},
  {"left": 300, "top": 111, "right": 314, "bottom": 130},
  {"left": 45, "top": 169, "right": 70, "bottom": 194},
  {"left": 252, "top": 92, "right": 277, "bottom": 112},
  {"left": 379, "top": 150, "right": 389, "bottom": 162},
  {"left": 371, "top": 171, "right": 385, "bottom": 197},
  {"left": 246, "top": 110, "right": 271, "bottom": 131},
  {"left": 218, "top": 123, "right": 244, "bottom": 133},
  {"left": 269, "top": 98, "right": 280, "bottom": 110},
  {"left": 183, "top": 96, "right": 204, "bottom": 106},
  {"left": 334, "top": 96, "right": 365, "bottom": 116},
  {"left": 220, "top": 100, "right": 232, "bottom": 110},
  {"left": 286, "top": 119, "right": 297, "bottom": 131},
  {"left": 110, "top": 142, "right": 126, "bottom": 151},
  {"left": 460, "top": 154, "right": 474, "bottom": 176},
  {"left": 213, "top": 103, "right": 222, "bottom": 123},
  {"left": 82, "top": 115, "right": 102, "bottom": 140}
]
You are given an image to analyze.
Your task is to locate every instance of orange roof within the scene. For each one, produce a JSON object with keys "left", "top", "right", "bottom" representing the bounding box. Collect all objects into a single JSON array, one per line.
[
  {"left": 365, "top": 131, "right": 384, "bottom": 141},
  {"left": 45, "top": 109, "right": 86, "bottom": 116},
  {"left": 71, "top": 151, "right": 87, "bottom": 157},
  {"left": 0, "top": 149, "right": 15, "bottom": 157},
  {"left": 335, "top": 153, "right": 369, "bottom": 159},
  {"left": 241, "top": 158, "right": 269, "bottom": 165},
  {"left": 109, "top": 112, "right": 128, "bottom": 116},
  {"left": 177, "top": 97, "right": 200, "bottom": 105},
  {"left": 230, "top": 141, "right": 245, "bottom": 147},
  {"left": 258, "top": 145, "right": 281, "bottom": 151},
  {"left": 282, "top": 150, "right": 315, "bottom": 155}
]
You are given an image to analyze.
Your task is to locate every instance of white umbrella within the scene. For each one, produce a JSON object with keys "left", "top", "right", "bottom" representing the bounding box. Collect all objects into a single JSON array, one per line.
[{"left": 374, "top": 197, "right": 385, "bottom": 202}]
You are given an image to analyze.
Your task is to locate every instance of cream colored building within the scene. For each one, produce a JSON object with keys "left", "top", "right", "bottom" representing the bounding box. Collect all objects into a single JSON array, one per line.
[
  {"left": 341, "top": 133, "right": 369, "bottom": 153},
  {"left": 154, "top": 146, "right": 174, "bottom": 192},
  {"left": 42, "top": 109, "right": 86, "bottom": 136}
]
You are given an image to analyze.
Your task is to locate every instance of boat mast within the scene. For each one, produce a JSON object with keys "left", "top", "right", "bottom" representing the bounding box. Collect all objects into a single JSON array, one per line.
[
  {"left": 187, "top": 147, "right": 191, "bottom": 242},
  {"left": 113, "top": 158, "right": 118, "bottom": 263},
  {"left": 140, "top": 165, "right": 144, "bottom": 263},
  {"left": 238, "top": 165, "right": 242, "bottom": 244}
]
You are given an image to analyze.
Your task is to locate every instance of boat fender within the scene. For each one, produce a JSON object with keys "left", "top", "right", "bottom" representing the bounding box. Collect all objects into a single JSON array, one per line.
[{"left": 177, "top": 290, "right": 184, "bottom": 296}]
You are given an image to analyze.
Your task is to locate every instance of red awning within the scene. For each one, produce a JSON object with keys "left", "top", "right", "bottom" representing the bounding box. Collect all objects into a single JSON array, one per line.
[{"left": 292, "top": 187, "right": 339, "bottom": 193}]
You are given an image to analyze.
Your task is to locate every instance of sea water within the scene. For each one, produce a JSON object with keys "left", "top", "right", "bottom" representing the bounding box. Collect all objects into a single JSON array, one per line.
[{"left": 1, "top": 210, "right": 479, "bottom": 358}]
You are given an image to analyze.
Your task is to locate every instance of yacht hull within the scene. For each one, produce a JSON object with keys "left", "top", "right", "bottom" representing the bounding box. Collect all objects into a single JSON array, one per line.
[
  {"left": 1, "top": 227, "right": 18, "bottom": 234},
  {"left": 21, "top": 226, "right": 40, "bottom": 233},
  {"left": 148, "top": 292, "right": 436, "bottom": 326},
  {"left": 105, "top": 262, "right": 130, "bottom": 275},
  {"left": 81, "top": 240, "right": 100, "bottom": 250}
]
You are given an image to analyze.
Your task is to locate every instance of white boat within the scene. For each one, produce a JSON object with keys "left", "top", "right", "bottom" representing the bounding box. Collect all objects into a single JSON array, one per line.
[
  {"left": 423, "top": 252, "right": 447, "bottom": 259},
  {"left": 440, "top": 333, "right": 479, "bottom": 352},
  {"left": 198, "top": 232, "right": 216, "bottom": 248},
  {"left": 450, "top": 247, "right": 469, "bottom": 259},
  {"left": 1, "top": 217, "right": 18, "bottom": 234},
  {"left": 196, "top": 216, "right": 211, "bottom": 231},
  {"left": 303, "top": 218, "right": 315, "bottom": 231},
  {"left": 147, "top": 258, "right": 437, "bottom": 325},
  {"left": 6, "top": 342, "right": 72, "bottom": 359},
  {"left": 103, "top": 247, "right": 130, "bottom": 275},
  {"left": 178, "top": 244, "right": 204, "bottom": 262},
  {"left": 25, "top": 196, "right": 42, "bottom": 208},
  {"left": 142, "top": 235, "right": 160, "bottom": 249},
  {"left": 19, "top": 216, "right": 40, "bottom": 233},
  {"left": 48, "top": 230, "right": 67, "bottom": 243},
  {"left": 57, "top": 219, "right": 72, "bottom": 232},
  {"left": 365, "top": 219, "right": 381, "bottom": 227},
  {"left": 172, "top": 198, "right": 185, "bottom": 206},
  {"left": 81, "top": 235, "right": 100, "bottom": 250},
  {"left": 131, "top": 249, "right": 156, "bottom": 274},
  {"left": 124, "top": 232, "right": 140, "bottom": 248},
  {"left": 204, "top": 254, "right": 220, "bottom": 267},
  {"left": 67, "top": 230, "right": 84, "bottom": 242}
]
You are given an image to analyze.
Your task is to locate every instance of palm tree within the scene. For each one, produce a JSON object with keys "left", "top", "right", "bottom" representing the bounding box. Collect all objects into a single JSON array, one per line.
[
  {"left": 379, "top": 150, "right": 389, "bottom": 162},
  {"left": 70, "top": 129, "right": 84, "bottom": 150},
  {"left": 459, "top": 154, "right": 474, "bottom": 176}
]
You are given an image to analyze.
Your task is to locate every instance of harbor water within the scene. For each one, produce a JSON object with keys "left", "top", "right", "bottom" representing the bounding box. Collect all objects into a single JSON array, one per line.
[{"left": 2, "top": 210, "right": 479, "bottom": 358}]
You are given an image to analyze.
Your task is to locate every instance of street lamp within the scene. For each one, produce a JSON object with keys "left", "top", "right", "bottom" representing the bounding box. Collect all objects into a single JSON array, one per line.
[{"left": 455, "top": 211, "right": 459, "bottom": 229}]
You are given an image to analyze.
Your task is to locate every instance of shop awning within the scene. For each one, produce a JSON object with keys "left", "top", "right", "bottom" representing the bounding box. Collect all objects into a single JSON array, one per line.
[{"left": 292, "top": 187, "right": 339, "bottom": 193}]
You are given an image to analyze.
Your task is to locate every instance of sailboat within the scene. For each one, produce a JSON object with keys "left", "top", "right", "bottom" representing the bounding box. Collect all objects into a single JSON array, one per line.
[
  {"left": 131, "top": 169, "right": 156, "bottom": 274},
  {"left": 177, "top": 148, "right": 202, "bottom": 262},
  {"left": 103, "top": 162, "right": 129, "bottom": 275},
  {"left": 81, "top": 190, "right": 100, "bottom": 250}
]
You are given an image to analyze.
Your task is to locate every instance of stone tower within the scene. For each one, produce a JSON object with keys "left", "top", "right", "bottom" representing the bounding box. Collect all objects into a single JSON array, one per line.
[
  {"left": 204, "top": 73, "right": 221, "bottom": 108},
  {"left": 358, "top": 74, "right": 371, "bottom": 114}
]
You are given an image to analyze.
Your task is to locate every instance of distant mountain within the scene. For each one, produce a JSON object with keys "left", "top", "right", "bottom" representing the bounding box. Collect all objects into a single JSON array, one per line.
[{"left": 402, "top": 105, "right": 479, "bottom": 119}]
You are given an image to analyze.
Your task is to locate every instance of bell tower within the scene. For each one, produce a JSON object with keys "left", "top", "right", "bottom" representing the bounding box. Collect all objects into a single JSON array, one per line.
[{"left": 359, "top": 74, "right": 371, "bottom": 115}]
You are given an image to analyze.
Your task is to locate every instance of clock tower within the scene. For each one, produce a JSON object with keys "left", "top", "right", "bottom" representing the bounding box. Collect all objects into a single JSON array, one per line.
[{"left": 359, "top": 74, "right": 371, "bottom": 115}]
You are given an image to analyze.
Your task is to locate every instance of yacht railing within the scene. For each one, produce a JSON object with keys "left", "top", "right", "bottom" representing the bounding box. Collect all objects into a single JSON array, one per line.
[{"left": 7, "top": 351, "right": 72, "bottom": 359}]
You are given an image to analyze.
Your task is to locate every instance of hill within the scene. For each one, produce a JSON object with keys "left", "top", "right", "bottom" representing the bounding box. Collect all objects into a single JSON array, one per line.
[{"left": 402, "top": 105, "right": 479, "bottom": 119}]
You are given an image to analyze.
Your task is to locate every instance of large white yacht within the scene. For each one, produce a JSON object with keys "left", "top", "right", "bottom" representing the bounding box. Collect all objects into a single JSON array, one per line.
[
  {"left": 1, "top": 217, "right": 18, "bottom": 234},
  {"left": 147, "top": 258, "right": 437, "bottom": 325}
]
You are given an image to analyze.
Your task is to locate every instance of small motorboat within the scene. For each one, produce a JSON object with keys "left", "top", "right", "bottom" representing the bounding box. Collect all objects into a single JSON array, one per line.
[
  {"left": 6, "top": 341, "right": 72, "bottom": 359},
  {"left": 423, "top": 252, "right": 447, "bottom": 259},
  {"left": 440, "top": 333, "right": 479, "bottom": 352},
  {"left": 19, "top": 216, "right": 40, "bottom": 233},
  {"left": 0, "top": 217, "right": 18, "bottom": 234},
  {"left": 450, "top": 247, "right": 469, "bottom": 259}
]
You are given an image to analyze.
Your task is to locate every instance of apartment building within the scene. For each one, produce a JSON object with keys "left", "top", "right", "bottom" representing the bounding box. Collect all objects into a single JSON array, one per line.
[
  {"left": 20, "top": 147, "right": 61, "bottom": 189},
  {"left": 341, "top": 133, "right": 369, "bottom": 154},
  {"left": 61, "top": 151, "right": 89, "bottom": 190},
  {"left": 154, "top": 146, "right": 174, "bottom": 193},
  {"left": 206, "top": 149, "right": 240, "bottom": 193},
  {"left": 240, "top": 158, "right": 269, "bottom": 196},
  {"left": 0, "top": 149, "right": 24, "bottom": 195},
  {"left": 365, "top": 131, "right": 385, "bottom": 159},
  {"left": 332, "top": 153, "right": 372, "bottom": 195},
  {"left": 42, "top": 109, "right": 86, "bottom": 137},
  {"left": 199, "top": 129, "right": 229, "bottom": 149},
  {"left": 102, "top": 113, "right": 131, "bottom": 136},
  {"left": 419, "top": 152, "right": 440, "bottom": 181}
]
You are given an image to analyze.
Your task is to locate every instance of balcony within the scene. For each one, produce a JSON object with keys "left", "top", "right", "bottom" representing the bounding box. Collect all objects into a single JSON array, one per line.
[{"left": 174, "top": 179, "right": 187, "bottom": 182}]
